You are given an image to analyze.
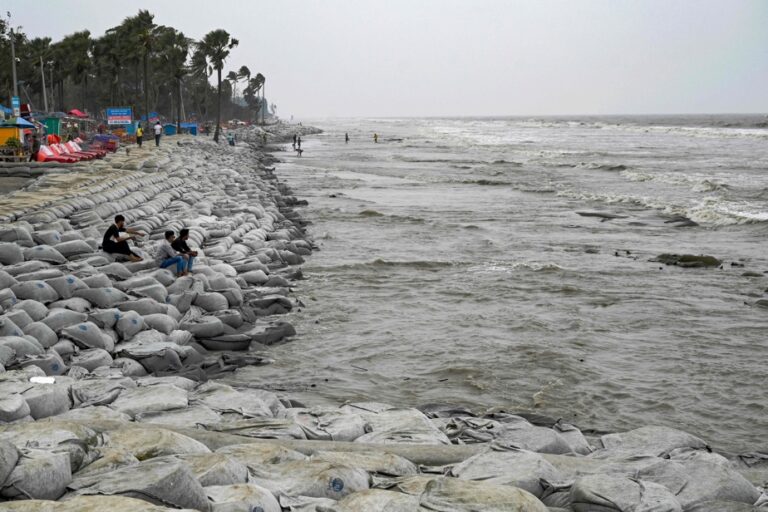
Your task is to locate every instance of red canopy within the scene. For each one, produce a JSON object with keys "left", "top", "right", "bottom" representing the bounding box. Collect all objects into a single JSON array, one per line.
[{"left": 68, "top": 109, "right": 88, "bottom": 118}]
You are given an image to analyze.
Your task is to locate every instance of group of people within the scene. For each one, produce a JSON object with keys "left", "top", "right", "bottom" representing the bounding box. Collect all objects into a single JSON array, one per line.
[
  {"left": 135, "top": 121, "right": 164, "bottom": 148},
  {"left": 101, "top": 215, "right": 198, "bottom": 277}
]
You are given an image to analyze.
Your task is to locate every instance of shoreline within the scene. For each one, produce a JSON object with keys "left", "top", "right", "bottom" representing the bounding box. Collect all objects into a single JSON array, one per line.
[{"left": 0, "top": 130, "right": 764, "bottom": 510}]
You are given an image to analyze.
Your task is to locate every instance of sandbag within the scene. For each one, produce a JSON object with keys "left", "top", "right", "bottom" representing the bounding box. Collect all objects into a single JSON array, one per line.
[
  {"left": 70, "top": 377, "right": 135, "bottom": 407},
  {"left": 54, "top": 239, "right": 94, "bottom": 258},
  {"left": 41, "top": 308, "right": 88, "bottom": 332},
  {"left": 23, "top": 245, "right": 67, "bottom": 264},
  {"left": 0, "top": 394, "right": 31, "bottom": 422},
  {"left": 311, "top": 450, "right": 418, "bottom": 477},
  {"left": 49, "top": 297, "right": 92, "bottom": 313},
  {"left": 74, "top": 287, "right": 130, "bottom": 308},
  {"left": 180, "top": 315, "right": 224, "bottom": 338},
  {"left": 0, "top": 335, "right": 44, "bottom": 360},
  {"left": 192, "top": 382, "right": 275, "bottom": 418},
  {"left": 0, "top": 420, "right": 98, "bottom": 472},
  {"left": 132, "top": 284, "right": 169, "bottom": 303},
  {"left": 11, "top": 280, "right": 60, "bottom": 303},
  {"left": 570, "top": 474, "right": 682, "bottom": 512},
  {"left": 248, "top": 460, "right": 369, "bottom": 500},
  {"left": 61, "top": 322, "right": 114, "bottom": 352},
  {"left": 0, "top": 242, "right": 24, "bottom": 264},
  {"left": 69, "top": 348, "right": 113, "bottom": 372},
  {"left": 81, "top": 273, "right": 113, "bottom": 288},
  {"left": 33, "top": 230, "right": 62, "bottom": 246},
  {"left": 205, "top": 483, "right": 281, "bottom": 512},
  {"left": 98, "top": 262, "right": 133, "bottom": 280},
  {"left": 450, "top": 445, "right": 564, "bottom": 498},
  {"left": 241, "top": 270, "right": 269, "bottom": 285},
  {"left": 67, "top": 458, "right": 210, "bottom": 510},
  {"left": 342, "top": 403, "right": 450, "bottom": 445},
  {"left": 0, "top": 269, "right": 18, "bottom": 288},
  {"left": 109, "top": 383, "right": 188, "bottom": 418},
  {"left": 12, "top": 299, "right": 49, "bottom": 321},
  {"left": 0, "top": 316, "right": 25, "bottom": 337},
  {"left": 417, "top": 476, "right": 548, "bottom": 512},
  {"left": 596, "top": 426, "right": 709, "bottom": 458},
  {"left": 88, "top": 308, "right": 122, "bottom": 329},
  {"left": 115, "top": 310, "right": 146, "bottom": 340},
  {"left": 0, "top": 449, "right": 71, "bottom": 500},
  {"left": 17, "top": 350, "right": 68, "bottom": 376},
  {"left": 282, "top": 408, "right": 369, "bottom": 442},
  {"left": 142, "top": 314, "right": 179, "bottom": 334},
  {"left": 104, "top": 427, "right": 210, "bottom": 460},
  {"left": 0, "top": 288, "right": 17, "bottom": 309},
  {"left": 4, "top": 309, "right": 33, "bottom": 329},
  {"left": 194, "top": 292, "right": 229, "bottom": 312},
  {"left": 154, "top": 453, "right": 248, "bottom": 487},
  {"left": 46, "top": 275, "right": 89, "bottom": 300},
  {"left": 117, "top": 298, "right": 168, "bottom": 316}
]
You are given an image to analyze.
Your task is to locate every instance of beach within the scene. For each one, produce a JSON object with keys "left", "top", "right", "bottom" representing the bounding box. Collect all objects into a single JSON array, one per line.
[{"left": 0, "top": 121, "right": 765, "bottom": 510}]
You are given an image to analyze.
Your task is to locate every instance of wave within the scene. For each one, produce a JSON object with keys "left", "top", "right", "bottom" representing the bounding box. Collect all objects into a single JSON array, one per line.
[
  {"left": 468, "top": 262, "right": 564, "bottom": 274},
  {"left": 460, "top": 179, "right": 513, "bottom": 186},
  {"left": 314, "top": 259, "right": 461, "bottom": 273}
]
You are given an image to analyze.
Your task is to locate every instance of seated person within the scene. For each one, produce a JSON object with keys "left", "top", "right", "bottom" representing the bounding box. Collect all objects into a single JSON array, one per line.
[
  {"left": 171, "top": 228, "right": 198, "bottom": 272},
  {"left": 156, "top": 231, "right": 187, "bottom": 277},
  {"left": 102, "top": 214, "right": 144, "bottom": 262}
]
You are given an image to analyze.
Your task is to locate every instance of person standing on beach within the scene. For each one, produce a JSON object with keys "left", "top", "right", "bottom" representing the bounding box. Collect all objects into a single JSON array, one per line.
[
  {"left": 374, "top": 133, "right": 378, "bottom": 143},
  {"left": 345, "top": 133, "right": 349, "bottom": 143},
  {"left": 102, "top": 214, "right": 144, "bottom": 262},
  {"left": 136, "top": 124, "right": 143, "bottom": 147},
  {"left": 154, "top": 122, "right": 162, "bottom": 146},
  {"left": 297, "top": 136, "right": 302, "bottom": 149},
  {"left": 292, "top": 133, "right": 297, "bottom": 149}
]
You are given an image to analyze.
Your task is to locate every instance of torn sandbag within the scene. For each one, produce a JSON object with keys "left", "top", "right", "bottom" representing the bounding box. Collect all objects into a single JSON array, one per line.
[
  {"left": 104, "top": 427, "right": 210, "bottom": 460},
  {"left": 247, "top": 460, "right": 369, "bottom": 500},
  {"left": 67, "top": 458, "right": 210, "bottom": 510},
  {"left": 281, "top": 407, "right": 369, "bottom": 442},
  {"left": 109, "top": 383, "right": 188, "bottom": 418}
]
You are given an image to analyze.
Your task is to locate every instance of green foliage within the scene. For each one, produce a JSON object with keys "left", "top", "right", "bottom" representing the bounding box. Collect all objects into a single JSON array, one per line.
[{"left": 0, "top": 10, "right": 265, "bottom": 125}]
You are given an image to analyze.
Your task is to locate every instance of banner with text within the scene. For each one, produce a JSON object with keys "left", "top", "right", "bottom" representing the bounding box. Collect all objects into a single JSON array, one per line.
[{"left": 106, "top": 107, "right": 132, "bottom": 125}]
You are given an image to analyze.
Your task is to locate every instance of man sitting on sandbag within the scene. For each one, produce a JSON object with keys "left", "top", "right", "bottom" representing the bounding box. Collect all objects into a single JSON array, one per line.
[
  {"left": 171, "top": 228, "right": 198, "bottom": 273},
  {"left": 156, "top": 231, "right": 187, "bottom": 277},
  {"left": 102, "top": 214, "right": 144, "bottom": 262}
]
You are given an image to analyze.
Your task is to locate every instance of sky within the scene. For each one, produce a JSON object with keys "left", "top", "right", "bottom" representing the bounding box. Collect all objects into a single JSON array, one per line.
[{"left": 6, "top": 0, "right": 768, "bottom": 118}]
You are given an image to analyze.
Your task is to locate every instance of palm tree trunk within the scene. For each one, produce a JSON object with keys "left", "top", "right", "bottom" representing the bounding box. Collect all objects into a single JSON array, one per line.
[
  {"left": 214, "top": 68, "right": 222, "bottom": 143},
  {"left": 176, "top": 78, "right": 182, "bottom": 131},
  {"left": 143, "top": 51, "right": 150, "bottom": 124}
]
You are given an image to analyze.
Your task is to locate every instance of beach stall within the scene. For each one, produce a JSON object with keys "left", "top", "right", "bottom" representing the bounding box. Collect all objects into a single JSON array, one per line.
[
  {"left": 163, "top": 123, "right": 177, "bottom": 136},
  {"left": 180, "top": 122, "right": 198, "bottom": 136},
  {"left": 0, "top": 117, "right": 35, "bottom": 161}
]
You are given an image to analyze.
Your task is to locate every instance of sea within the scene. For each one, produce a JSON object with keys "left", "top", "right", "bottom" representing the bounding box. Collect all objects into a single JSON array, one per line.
[{"left": 230, "top": 114, "right": 768, "bottom": 454}]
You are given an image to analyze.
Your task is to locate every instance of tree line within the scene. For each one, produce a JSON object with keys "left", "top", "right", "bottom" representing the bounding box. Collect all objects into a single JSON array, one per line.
[{"left": 0, "top": 10, "right": 267, "bottom": 142}]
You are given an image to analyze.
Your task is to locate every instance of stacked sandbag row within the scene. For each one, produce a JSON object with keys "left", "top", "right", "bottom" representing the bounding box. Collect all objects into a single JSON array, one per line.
[
  {"left": 0, "top": 138, "right": 312, "bottom": 382},
  {"left": 0, "top": 381, "right": 764, "bottom": 511}
]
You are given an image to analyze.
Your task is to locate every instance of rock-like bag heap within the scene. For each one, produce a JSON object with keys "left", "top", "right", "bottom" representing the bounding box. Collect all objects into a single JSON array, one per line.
[{"left": 0, "top": 136, "right": 765, "bottom": 511}]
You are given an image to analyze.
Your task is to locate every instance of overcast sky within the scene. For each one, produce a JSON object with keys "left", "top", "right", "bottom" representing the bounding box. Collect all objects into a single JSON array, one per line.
[{"left": 7, "top": 0, "right": 767, "bottom": 118}]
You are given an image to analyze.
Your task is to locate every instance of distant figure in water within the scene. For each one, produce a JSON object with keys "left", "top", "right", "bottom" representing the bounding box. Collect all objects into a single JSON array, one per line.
[
  {"left": 345, "top": 132, "right": 349, "bottom": 143},
  {"left": 297, "top": 136, "right": 302, "bottom": 149},
  {"left": 292, "top": 133, "right": 297, "bottom": 149},
  {"left": 374, "top": 133, "right": 378, "bottom": 143}
]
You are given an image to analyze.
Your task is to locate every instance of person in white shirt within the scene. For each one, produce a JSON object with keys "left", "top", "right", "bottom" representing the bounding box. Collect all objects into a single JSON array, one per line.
[
  {"left": 154, "top": 122, "right": 162, "bottom": 147},
  {"left": 156, "top": 231, "right": 186, "bottom": 276}
]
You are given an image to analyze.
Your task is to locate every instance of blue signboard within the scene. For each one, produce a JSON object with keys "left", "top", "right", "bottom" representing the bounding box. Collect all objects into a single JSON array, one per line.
[
  {"left": 11, "top": 97, "right": 20, "bottom": 117},
  {"left": 106, "top": 107, "right": 133, "bottom": 125}
]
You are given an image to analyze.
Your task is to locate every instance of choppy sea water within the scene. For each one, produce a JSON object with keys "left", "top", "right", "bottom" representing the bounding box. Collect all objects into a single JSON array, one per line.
[{"left": 232, "top": 115, "right": 768, "bottom": 454}]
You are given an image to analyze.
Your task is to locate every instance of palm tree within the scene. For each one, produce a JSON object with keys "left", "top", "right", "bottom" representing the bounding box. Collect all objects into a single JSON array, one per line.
[
  {"left": 156, "top": 27, "right": 190, "bottom": 130},
  {"left": 195, "top": 29, "right": 238, "bottom": 143},
  {"left": 226, "top": 70, "right": 238, "bottom": 101}
]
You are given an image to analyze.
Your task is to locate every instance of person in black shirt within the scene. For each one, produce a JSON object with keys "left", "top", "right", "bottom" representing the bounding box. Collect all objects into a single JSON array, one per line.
[
  {"left": 102, "top": 214, "right": 144, "bottom": 262},
  {"left": 171, "top": 228, "right": 198, "bottom": 272}
]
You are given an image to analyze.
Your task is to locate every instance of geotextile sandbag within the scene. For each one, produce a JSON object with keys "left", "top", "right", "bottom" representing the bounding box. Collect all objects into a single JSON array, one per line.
[
  {"left": 11, "top": 280, "right": 60, "bottom": 303},
  {"left": 67, "top": 458, "right": 210, "bottom": 511},
  {"left": 17, "top": 350, "right": 68, "bottom": 376},
  {"left": 46, "top": 275, "right": 89, "bottom": 300},
  {"left": 104, "top": 427, "right": 210, "bottom": 461},
  {"left": 23, "top": 245, "right": 67, "bottom": 264},
  {"left": 595, "top": 426, "right": 709, "bottom": 458},
  {"left": 152, "top": 453, "right": 247, "bottom": 487},
  {"left": 41, "top": 309, "right": 88, "bottom": 332},
  {"left": 74, "top": 287, "right": 130, "bottom": 308},
  {"left": 450, "top": 445, "right": 564, "bottom": 498},
  {"left": 311, "top": 450, "right": 418, "bottom": 477},
  {"left": 205, "top": 483, "right": 281, "bottom": 512},
  {"left": 109, "top": 383, "right": 188, "bottom": 418},
  {"left": 0, "top": 335, "right": 44, "bottom": 360},
  {"left": 116, "top": 310, "right": 146, "bottom": 340},
  {"left": 70, "top": 377, "right": 136, "bottom": 407},
  {"left": 0, "top": 269, "right": 18, "bottom": 288},
  {"left": 69, "top": 348, "right": 113, "bottom": 372},
  {"left": 247, "top": 459, "right": 369, "bottom": 500},
  {"left": 61, "top": 322, "right": 115, "bottom": 352},
  {"left": 0, "top": 394, "right": 31, "bottom": 422},
  {"left": 4, "top": 309, "right": 34, "bottom": 329},
  {"left": 0, "top": 448, "right": 71, "bottom": 500},
  {"left": 281, "top": 408, "right": 370, "bottom": 442},
  {"left": 0, "top": 316, "right": 25, "bottom": 337},
  {"left": 12, "top": 299, "right": 49, "bottom": 321},
  {"left": 0, "top": 242, "right": 24, "bottom": 264},
  {"left": 417, "top": 476, "right": 548, "bottom": 512},
  {"left": 142, "top": 314, "right": 179, "bottom": 334},
  {"left": 49, "top": 297, "right": 92, "bottom": 313},
  {"left": 54, "top": 240, "right": 94, "bottom": 258},
  {"left": 194, "top": 292, "right": 229, "bottom": 312},
  {"left": 117, "top": 298, "right": 168, "bottom": 316},
  {"left": 570, "top": 474, "right": 682, "bottom": 512}
]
